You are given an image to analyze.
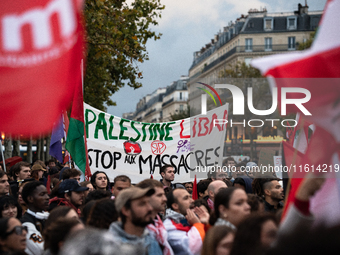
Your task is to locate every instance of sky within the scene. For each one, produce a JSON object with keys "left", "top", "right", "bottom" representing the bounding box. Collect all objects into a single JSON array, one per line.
[{"left": 106, "top": 0, "right": 327, "bottom": 117}]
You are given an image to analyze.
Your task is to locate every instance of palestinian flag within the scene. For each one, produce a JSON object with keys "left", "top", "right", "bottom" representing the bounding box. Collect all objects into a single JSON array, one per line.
[{"left": 65, "top": 80, "right": 91, "bottom": 180}]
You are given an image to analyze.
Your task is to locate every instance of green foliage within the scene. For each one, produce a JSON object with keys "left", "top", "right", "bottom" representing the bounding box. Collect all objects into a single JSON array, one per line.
[
  {"left": 298, "top": 30, "right": 316, "bottom": 50},
  {"left": 219, "top": 62, "right": 262, "bottom": 79},
  {"left": 84, "top": 0, "right": 165, "bottom": 111},
  {"left": 170, "top": 105, "right": 190, "bottom": 121}
]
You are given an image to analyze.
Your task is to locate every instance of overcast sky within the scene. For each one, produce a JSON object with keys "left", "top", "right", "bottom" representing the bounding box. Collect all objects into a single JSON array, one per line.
[{"left": 106, "top": 0, "right": 327, "bottom": 117}]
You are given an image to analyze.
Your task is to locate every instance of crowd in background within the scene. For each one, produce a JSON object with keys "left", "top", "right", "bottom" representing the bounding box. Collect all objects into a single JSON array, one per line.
[{"left": 0, "top": 157, "right": 335, "bottom": 255}]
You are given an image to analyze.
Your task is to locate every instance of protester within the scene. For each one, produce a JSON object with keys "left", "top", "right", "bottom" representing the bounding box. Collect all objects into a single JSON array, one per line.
[
  {"left": 136, "top": 179, "right": 173, "bottom": 255},
  {"left": 197, "top": 179, "right": 212, "bottom": 200},
  {"left": 247, "top": 194, "right": 265, "bottom": 213},
  {"left": 210, "top": 187, "right": 250, "bottom": 230},
  {"left": 87, "top": 198, "right": 118, "bottom": 229},
  {"left": 207, "top": 180, "right": 227, "bottom": 210},
  {"left": 47, "top": 159, "right": 56, "bottom": 170},
  {"left": 49, "top": 179, "right": 89, "bottom": 215},
  {"left": 160, "top": 165, "right": 184, "bottom": 190},
  {"left": 0, "top": 171, "right": 10, "bottom": 198},
  {"left": 44, "top": 206, "right": 79, "bottom": 232},
  {"left": 17, "top": 182, "right": 28, "bottom": 214},
  {"left": 61, "top": 168, "right": 82, "bottom": 183},
  {"left": 230, "top": 214, "right": 278, "bottom": 255},
  {"left": 21, "top": 181, "right": 50, "bottom": 255},
  {"left": 193, "top": 199, "right": 211, "bottom": 214},
  {"left": 252, "top": 178, "right": 284, "bottom": 213},
  {"left": 201, "top": 225, "right": 235, "bottom": 255},
  {"left": 91, "top": 171, "right": 110, "bottom": 191},
  {"left": 164, "top": 188, "right": 207, "bottom": 255},
  {"left": 111, "top": 175, "right": 131, "bottom": 198},
  {"left": 109, "top": 186, "right": 163, "bottom": 254},
  {"left": 0, "top": 217, "right": 27, "bottom": 253},
  {"left": 184, "top": 182, "right": 193, "bottom": 194},
  {"left": 0, "top": 195, "right": 22, "bottom": 219},
  {"left": 30, "top": 164, "right": 46, "bottom": 181},
  {"left": 233, "top": 176, "right": 253, "bottom": 194},
  {"left": 11, "top": 162, "right": 31, "bottom": 181},
  {"left": 80, "top": 181, "right": 94, "bottom": 198},
  {"left": 44, "top": 217, "right": 85, "bottom": 255}
]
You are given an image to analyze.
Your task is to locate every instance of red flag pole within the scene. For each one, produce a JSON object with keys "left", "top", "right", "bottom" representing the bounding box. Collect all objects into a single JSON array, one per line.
[{"left": 192, "top": 175, "right": 198, "bottom": 200}]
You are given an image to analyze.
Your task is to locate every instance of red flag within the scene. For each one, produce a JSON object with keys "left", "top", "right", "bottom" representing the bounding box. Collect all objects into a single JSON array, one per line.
[
  {"left": 192, "top": 175, "right": 198, "bottom": 200},
  {"left": 150, "top": 174, "right": 153, "bottom": 179},
  {"left": 46, "top": 175, "right": 51, "bottom": 194},
  {"left": 0, "top": 0, "right": 84, "bottom": 136}
]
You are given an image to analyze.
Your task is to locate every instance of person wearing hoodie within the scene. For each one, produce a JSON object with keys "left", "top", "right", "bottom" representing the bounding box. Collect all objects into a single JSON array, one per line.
[
  {"left": 233, "top": 176, "right": 253, "bottom": 194},
  {"left": 109, "top": 186, "right": 163, "bottom": 255}
]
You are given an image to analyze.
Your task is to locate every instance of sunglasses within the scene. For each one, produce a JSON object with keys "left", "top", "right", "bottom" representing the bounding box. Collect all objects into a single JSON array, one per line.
[{"left": 5, "top": 226, "right": 28, "bottom": 237}]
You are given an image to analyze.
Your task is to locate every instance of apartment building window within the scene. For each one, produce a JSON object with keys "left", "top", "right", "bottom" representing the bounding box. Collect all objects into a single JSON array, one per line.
[
  {"left": 264, "top": 18, "right": 273, "bottom": 31},
  {"left": 287, "top": 16, "right": 297, "bottom": 30},
  {"left": 288, "top": 36, "right": 296, "bottom": 50},
  {"left": 245, "top": 38, "right": 253, "bottom": 52},
  {"left": 265, "top": 37, "right": 272, "bottom": 51},
  {"left": 179, "top": 92, "right": 182, "bottom": 100}
]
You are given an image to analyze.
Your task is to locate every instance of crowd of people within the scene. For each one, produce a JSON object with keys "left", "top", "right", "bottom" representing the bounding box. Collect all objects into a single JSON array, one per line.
[{"left": 0, "top": 157, "right": 334, "bottom": 255}]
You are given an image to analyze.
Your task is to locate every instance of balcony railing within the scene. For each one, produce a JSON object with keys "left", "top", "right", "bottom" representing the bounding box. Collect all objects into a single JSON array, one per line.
[{"left": 162, "top": 97, "right": 187, "bottom": 107}]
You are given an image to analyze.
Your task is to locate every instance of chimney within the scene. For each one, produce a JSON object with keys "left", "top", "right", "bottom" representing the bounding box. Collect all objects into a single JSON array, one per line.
[{"left": 297, "top": 3, "right": 309, "bottom": 15}]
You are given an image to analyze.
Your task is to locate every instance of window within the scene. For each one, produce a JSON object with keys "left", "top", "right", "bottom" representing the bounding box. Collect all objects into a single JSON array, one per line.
[
  {"left": 245, "top": 38, "right": 253, "bottom": 51},
  {"left": 265, "top": 37, "right": 272, "bottom": 51},
  {"left": 287, "top": 17, "right": 297, "bottom": 30},
  {"left": 288, "top": 36, "right": 296, "bottom": 50},
  {"left": 264, "top": 18, "right": 273, "bottom": 31},
  {"left": 179, "top": 92, "right": 182, "bottom": 100}
]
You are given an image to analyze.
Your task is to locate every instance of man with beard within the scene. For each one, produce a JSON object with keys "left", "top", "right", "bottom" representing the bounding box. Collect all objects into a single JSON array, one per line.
[
  {"left": 136, "top": 179, "right": 174, "bottom": 255},
  {"left": 110, "top": 186, "right": 163, "bottom": 255},
  {"left": 21, "top": 181, "right": 50, "bottom": 255},
  {"left": 262, "top": 178, "right": 284, "bottom": 212},
  {"left": 164, "top": 188, "right": 208, "bottom": 255},
  {"left": 160, "top": 165, "right": 185, "bottom": 191}
]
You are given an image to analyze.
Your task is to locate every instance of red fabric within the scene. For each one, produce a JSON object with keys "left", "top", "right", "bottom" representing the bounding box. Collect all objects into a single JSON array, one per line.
[
  {"left": 0, "top": 0, "right": 84, "bottom": 136},
  {"left": 294, "top": 197, "right": 310, "bottom": 216},
  {"left": 170, "top": 219, "right": 191, "bottom": 232},
  {"left": 49, "top": 197, "right": 81, "bottom": 216},
  {"left": 150, "top": 174, "right": 153, "bottom": 179},
  {"left": 192, "top": 175, "right": 198, "bottom": 200},
  {"left": 147, "top": 215, "right": 173, "bottom": 255},
  {"left": 46, "top": 175, "right": 51, "bottom": 194}
]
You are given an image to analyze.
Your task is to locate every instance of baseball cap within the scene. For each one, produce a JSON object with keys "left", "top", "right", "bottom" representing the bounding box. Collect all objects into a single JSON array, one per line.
[
  {"left": 58, "top": 179, "right": 89, "bottom": 194},
  {"left": 115, "top": 186, "right": 155, "bottom": 212},
  {"left": 31, "top": 164, "right": 46, "bottom": 172}
]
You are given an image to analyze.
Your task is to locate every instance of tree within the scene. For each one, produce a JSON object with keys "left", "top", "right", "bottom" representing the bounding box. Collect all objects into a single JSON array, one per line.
[
  {"left": 84, "top": 0, "right": 165, "bottom": 111},
  {"left": 298, "top": 30, "right": 316, "bottom": 50},
  {"left": 170, "top": 105, "right": 191, "bottom": 121}
]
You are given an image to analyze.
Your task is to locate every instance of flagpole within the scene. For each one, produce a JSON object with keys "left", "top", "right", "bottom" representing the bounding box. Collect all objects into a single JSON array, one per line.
[{"left": 0, "top": 135, "right": 6, "bottom": 171}]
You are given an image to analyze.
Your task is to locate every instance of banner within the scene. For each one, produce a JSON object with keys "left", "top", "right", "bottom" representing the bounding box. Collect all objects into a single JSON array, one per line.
[{"left": 85, "top": 103, "right": 228, "bottom": 183}]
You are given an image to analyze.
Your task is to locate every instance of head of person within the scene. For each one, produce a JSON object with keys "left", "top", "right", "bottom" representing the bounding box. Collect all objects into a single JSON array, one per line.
[
  {"left": 245, "top": 162, "right": 257, "bottom": 178},
  {"left": 160, "top": 165, "right": 175, "bottom": 183},
  {"left": 223, "top": 157, "right": 236, "bottom": 168},
  {"left": 0, "top": 195, "right": 22, "bottom": 219},
  {"left": 207, "top": 180, "right": 227, "bottom": 202},
  {"left": 44, "top": 217, "right": 84, "bottom": 255},
  {"left": 167, "top": 188, "right": 194, "bottom": 216},
  {"left": 30, "top": 164, "right": 46, "bottom": 181},
  {"left": 201, "top": 225, "right": 235, "bottom": 255},
  {"left": 91, "top": 171, "right": 110, "bottom": 191},
  {"left": 87, "top": 198, "right": 118, "bottom": 229},
  {"left": 17, "top": 182, "right": 28, "bottom": 208},
  {"left": 230, "top": 214, "right": 278, "bottom": 255},
  {"left": 112, "top": 175, "right": 131, "bottom": 197},
  {"left": 233, "top": 176, "right": 253, "bottom": 194},
  {"left": 12, "top": 161, "right": 31, "bottom": 181},
  {"left": 0, "top": 217, "right": 27, "bottom": 252},
  {"left": 233, "top": 162, "right": 247, "bottom": 179},
  {"left": 210, "top": 187, "right": 250, "bottom": 227},
  {"left": 58, "top": 179, "right": 89, "bottom": 208},
  {"left": 80, "top": 181, "right": 94, "bottom": 198},
  {"left": 136, "top": 179, "right": 167, "bottom": 217},
  {"left": 193, "top": 199, "right": 211, "bottom": 214},
  {"left": 115, "top": 187, "right": 155, "bottom": 229},
  {"left": 48, "top": 159, "right": 56, "bottom": 169},
  {"left": 197, "top": 179, "right": 212, "bottom": 199},
  {"left": 45, "top": 206, "right": 79, "bottom": 229},
  {"left": 0, "top": 171, "right": 9, "bottom": 197},
  {"left": 62, "top": 168, "right": 82, "bottom": 183},
  {"left": 211, "top": 166, "right": 229, "bottom": 181},
  {"left": 247, "top": 194, "right": 265, "bottom": 213},
  {"left": 263, "top": 179, "right": 284, "bottom": 202},
  {"left": 84, "top": 190, "right": 112, "bottom": 205},
  {"left": 184, "top": 182, "right": 193, "bottom": 194},
  {"left": 22, "top": 181, "right": 49, "bottom": 212}
]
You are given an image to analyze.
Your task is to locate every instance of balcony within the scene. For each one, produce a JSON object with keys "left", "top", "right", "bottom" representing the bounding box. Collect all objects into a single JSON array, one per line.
[{"left": 162, "top": 97, "right": 187, "bottom": 107}]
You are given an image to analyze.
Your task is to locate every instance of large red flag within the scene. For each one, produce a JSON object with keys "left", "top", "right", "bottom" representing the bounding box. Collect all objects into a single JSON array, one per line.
[{"left": 0, "top": 0, "right": 84, "bottom": 136}]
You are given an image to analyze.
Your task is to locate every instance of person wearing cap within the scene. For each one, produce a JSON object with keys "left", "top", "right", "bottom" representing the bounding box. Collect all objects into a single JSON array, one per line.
[
  {"left": 164, "top": 188, "right": 207, "bottom": 255},
  {"left": 109, "top": 186, "right": 163, "bottom": 255},
  {"left": 48, "top": 179, "right": 89, "bottom": 216},
  {"left": 30, "top": 164, "right": 46, "bottom": 181}
]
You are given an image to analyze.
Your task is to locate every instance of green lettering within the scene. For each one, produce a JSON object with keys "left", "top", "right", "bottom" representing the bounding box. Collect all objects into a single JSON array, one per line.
[
  {"left": 130, "top": 121, "right": 141, "bottom": 142},
  {"left": 141, "top": 123, "right": 150, "bottom": 142},
  {"left": 165, "top": 122, "right": 176, "bottom": 141},
  {"left": 85, "top": 109, "right": 96, "bottom": 138},
  {"left": 152, "top": 123, "right": 166, "bottom": 141},
  {"left": 94, "top": 113, "right": 108, "bottom": 140},
  {"left": 149, "top": 124, "right": 155, "bottom": 141},
  {"left": 119, "top": 119, "right": 130, "bottom": 140},
  {"left": 108, "top": 115, "right": 118, "bottom": 140}
]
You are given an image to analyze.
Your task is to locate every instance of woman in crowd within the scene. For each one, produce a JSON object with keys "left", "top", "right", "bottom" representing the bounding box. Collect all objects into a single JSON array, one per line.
[
  {"left": 0, "top": 217, "right": 27, "bottom": 253},
  {"left": 17, "top": 182, "right": 28, "bottom": 214},
  {"left": 0, "top": 195, "right": 22, "bottom": 219},
  {"left": 201, "top": 225, "right": 235, "bottom": 255},
  {"left": 44, "top": 206, "right": 79, "bottom": 232},
  {"left": 209, "top": 187, "right": 251, "bottom": 229},
  {"left": 230, "top": 214, "right": 278, "bottom": 255},
  {"left": 90, "top": 171, "right": 110, "bottom": 191},
  {"left": 86, "top": 198, "right": 118, "bottom": 229}
]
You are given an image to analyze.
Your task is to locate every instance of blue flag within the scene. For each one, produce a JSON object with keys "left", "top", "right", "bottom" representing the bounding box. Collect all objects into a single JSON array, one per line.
[{"left": 49, "top": 115, "right": 64, "bottom": 162}]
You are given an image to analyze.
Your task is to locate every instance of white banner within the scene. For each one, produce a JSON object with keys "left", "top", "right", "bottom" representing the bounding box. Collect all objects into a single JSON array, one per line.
[{"left": 85, "top": 103, "right": 228, "bottom": 183}]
